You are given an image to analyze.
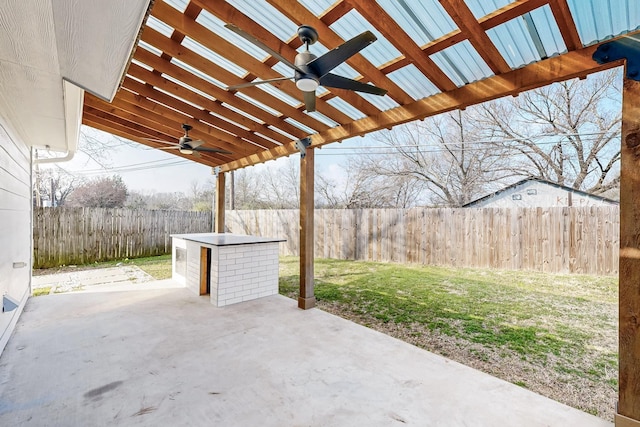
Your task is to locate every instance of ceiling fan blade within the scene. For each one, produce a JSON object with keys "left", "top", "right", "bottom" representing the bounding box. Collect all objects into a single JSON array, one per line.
[
  {"left": 320, "top": 73, "right": 388, "bottom": 96},
  {"left": 227, "top": 76, "right": 293, "bottom": 90},
  {"left": 193, "top": 147, "right": 234, "bottom": 155},
  {"left": 188, "top": 139, "right": 204, "bottom": 149},
  {"left": 156, "top": 146, "right": 181, "bottom": 150},
  {"left": 308, "top": 31, "right": 376, "bottom": 78},
  {"left": 303, "top": 90, "right": 316, "bottom": 112},
  {"left": 225, "top": 24, "right": 303, "bottom": 73},
  {"left": 143, "top": 138, "right": 179, "bottom": 145}
]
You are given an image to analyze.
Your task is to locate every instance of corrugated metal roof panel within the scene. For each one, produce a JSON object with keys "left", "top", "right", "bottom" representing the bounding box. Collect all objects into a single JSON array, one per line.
[
  {"left": 357, "top": 93, "right": 399, "bottom": 111},
  {"left": 377, "top": 0, "right": 457, "bottom": 44},
  {"left": 284, "top": 117, "right": 315, "bottom": 134},
  {"left": 431, "top": 40, "right": 493, "bottom": 85},
  {"left": 297, "top": 0, "right": 334, "bottom": 16},
  {"left": 330, "top": 9, "right": 400, "bottom": 68},
  {"left": 162, "top": 70, "right": 217, "bottom": 102},
  {"left": 485, "top": 5, "right": 566, "bottom": 69},
  {"left": 181, "top": 36, "right": 247, "bottom": 78},
  {"left": 169, "top": 56, "right": 225, "bottom": 90},
  {"left": 137, "top": 41, "right": 163, "bottom": 57},
  {"left": 195, "top": 10, "right": 272, "bottom": 63},
  {"left": 267, "top": 125, "right": 296, "bottom": 141},
  {"left": 528, "top": 5, "right": 567, "bottom": 56},
  {"left": 387, "top": 64, "right": 438, "bottom": 99},
  {"left": 568, "top": 0, "right": 640, "bottom": 45},
  {"left": 326, "top": 97, "right": 366, "bottom": 120},
  {"left": 225, "top": 0, "right": 298, "bottom": 42},
  {"left": 146, "top": 15, "right": 174, "bottom": 37},
  {"left": 256, "top": 84, "right": 301, "bottom": 108},
  {"left": 163, "top": 0, "right": 188, "bottom": 13},
  {"left": 308, "top": 111, "right": 339, "bottom": 127},
  {"left": 464, "top": 0, "right": 509, "bottom": 19},
  {"left": 235, "top": 92, "right": 281, "bottom": 116}
]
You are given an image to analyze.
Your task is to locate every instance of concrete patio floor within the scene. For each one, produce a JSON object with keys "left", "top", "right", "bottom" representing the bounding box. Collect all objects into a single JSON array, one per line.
[{"left": 0, "top": 281, "right": 611, "bottom": 426}]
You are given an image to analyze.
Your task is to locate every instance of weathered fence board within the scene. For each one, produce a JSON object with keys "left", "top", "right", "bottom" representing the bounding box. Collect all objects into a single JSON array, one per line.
[
  {"left": 33, "top": 208, "right": 212, "bottom": 268},
  {"left": 226, "top": 207, "right": 620, "bottom": 276}
]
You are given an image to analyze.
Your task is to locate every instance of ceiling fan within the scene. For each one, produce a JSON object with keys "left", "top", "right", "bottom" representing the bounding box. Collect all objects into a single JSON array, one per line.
[
  {"left": 225, "top": 24, "right": 387, "bottom": 112},
  {"left": 146, "top": 124, "right": 233, "bottom": 157}
]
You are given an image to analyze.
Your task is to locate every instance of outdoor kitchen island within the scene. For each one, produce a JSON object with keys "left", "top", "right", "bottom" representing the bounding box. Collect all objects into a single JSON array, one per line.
[{"left": 171, "top": 233, "right": 285, "bottom": 307}]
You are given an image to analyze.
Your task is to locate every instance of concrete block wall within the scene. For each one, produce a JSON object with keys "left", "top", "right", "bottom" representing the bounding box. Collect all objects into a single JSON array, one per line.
[
  {"left": 211, "top": 242, "right": 280, "bottom": 307},
  {"left": 185, "top": 240, "right": 202, "bottom": 295}
]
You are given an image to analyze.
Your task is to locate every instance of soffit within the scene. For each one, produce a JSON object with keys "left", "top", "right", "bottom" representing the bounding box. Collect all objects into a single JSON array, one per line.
[{"left": 0, "top": 0, "right": 150, "bottom": 152}]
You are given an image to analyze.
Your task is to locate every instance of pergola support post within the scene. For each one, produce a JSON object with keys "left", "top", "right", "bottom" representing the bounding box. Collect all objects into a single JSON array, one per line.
[
  {"left": 215, "top": 171, "right": 226, "bottom": 233},
  {"left": 618, "top": 77, "right": 640, "bottom": 426},
  {"left": 298, "top": 146, "right": 316, "bottom": 309}
]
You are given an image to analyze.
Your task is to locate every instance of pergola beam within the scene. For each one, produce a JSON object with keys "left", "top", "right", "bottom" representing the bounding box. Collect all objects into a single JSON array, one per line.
[{"left": 220, "top": 44, "right": 622, "bottom": 172}]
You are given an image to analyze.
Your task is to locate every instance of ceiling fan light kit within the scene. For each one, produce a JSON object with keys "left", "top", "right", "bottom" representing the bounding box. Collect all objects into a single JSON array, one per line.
[
  {"left": 225, "top": 23, "right": 387, "bottom": 112},
  {"left": 143, "top": 123, "right": 233, "bottom": 157}
]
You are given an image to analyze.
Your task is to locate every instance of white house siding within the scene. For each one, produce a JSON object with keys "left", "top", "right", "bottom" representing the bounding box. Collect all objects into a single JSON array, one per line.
[
  {"left": 0, "top": 123, "right": 32, "bottom": 354},
  {"left": 470, "top": 181, "right": 616, "bottom": 208}
]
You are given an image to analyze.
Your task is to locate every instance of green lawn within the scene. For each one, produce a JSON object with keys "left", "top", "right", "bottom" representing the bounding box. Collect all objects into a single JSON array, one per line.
[
  {"left": 33, "top": 255, "right": 618, "bottom": 419},
  {"left": 279, "top": 257, "right": 617, "bottom": 420}
]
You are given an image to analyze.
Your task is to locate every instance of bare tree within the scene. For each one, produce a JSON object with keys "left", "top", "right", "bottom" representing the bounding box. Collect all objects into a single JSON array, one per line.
[
  {"left": 33, "top": 166, "right": 82, "bottom": 207},
  {"left": 316, "top": 157, "right": 426, "bottom": 208},
  {"left": 373, "top": 109, "right": 511, "bottom": 207},
  {"left": 259, "top": 157, "right": 299, "bottom": 209},
  {"left": 476, "top": 69, "right": 621, "bottom": 194}
]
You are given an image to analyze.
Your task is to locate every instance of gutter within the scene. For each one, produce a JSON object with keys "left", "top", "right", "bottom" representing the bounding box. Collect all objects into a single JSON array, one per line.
[{"left": 34, "top": 150, "right": 75, "bottom": 164}]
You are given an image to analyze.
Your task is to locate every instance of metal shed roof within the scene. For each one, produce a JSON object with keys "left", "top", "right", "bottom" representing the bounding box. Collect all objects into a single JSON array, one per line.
[{"left": 82, "top": 0, "right": 640, "bottom": 172}]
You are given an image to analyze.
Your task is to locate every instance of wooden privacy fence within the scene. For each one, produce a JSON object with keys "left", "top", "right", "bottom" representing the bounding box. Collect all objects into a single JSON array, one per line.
[
  {"left": 226, "top": 207, "right": 620, "bottom": 276},
  {"left": 33, "top": 208, "right": 212, "bottom": 268}
]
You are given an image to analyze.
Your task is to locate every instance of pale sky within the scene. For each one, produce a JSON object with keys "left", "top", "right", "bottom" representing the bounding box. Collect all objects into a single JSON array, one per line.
[{"left": 37, "top": 125, "right": 360, "bottom": 194}]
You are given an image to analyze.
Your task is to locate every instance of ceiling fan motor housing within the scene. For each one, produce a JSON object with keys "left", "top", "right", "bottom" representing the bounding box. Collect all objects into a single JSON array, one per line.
[{"left": 294, "top": 51, "right": 319, "bottom": 91}]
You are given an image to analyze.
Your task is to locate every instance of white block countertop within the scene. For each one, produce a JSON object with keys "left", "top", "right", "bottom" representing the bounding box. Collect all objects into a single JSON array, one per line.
[{"left": 171, "top": 233, "right": 285, "bottom": 246}]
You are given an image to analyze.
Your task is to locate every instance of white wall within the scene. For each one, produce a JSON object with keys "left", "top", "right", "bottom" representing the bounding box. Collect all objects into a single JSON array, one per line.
[
  {"left": 471, "top": 181, "right": 617, "bottom": 208},
  {"left": 0, "top": 122, "right": 32, "bottom": 354}
]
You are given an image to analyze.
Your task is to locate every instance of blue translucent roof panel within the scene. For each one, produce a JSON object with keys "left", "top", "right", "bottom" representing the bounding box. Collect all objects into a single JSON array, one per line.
[
  {"left": 267, "top": 125, "right": 296, "bottom": 141},
  {"left": 326, "top": 98, "right": 366, "bottom": 121},
  {"left": 255, "top": 84, "right": 301, "bottom": 108},
  {"left": 358, "top": 93, "right": 399, "bottom": 111},
  {"left": 308, "top": 111, "right": 339, "bottom": 127},
  {"left": 464, "top": 0, "right": 509, "bottom": 19},
  {"left": 137, "top": 41, "right": 163, "bottom": 57},
  {"left": 387, "top": 64, "right": 439, "bottom": 99},
  {"left": 284, "top": 118, "right": 315, "bottom": 134},
  {"left": 568, "top": 0, "right": 640, "bottom": 45},
  {"left": 181, "top": 37, "right": 247, "bottom": 78},
  {"left": 377, "top": 0, "right": 457, "bottom": 44},
  {"left": 163, "top": 0, "right": 188, "bottom": 13},
  {"left": 235, "top": 92, "right": 281, "bottom": 117},
  {"left": 431, "top": 40, "right": 493, "bottom": 85},
  {"left": 225, "top": 0, "right": 298, "bottom": 42},
  {"left": 195, "top": 10, "right": 273, "bottom": 63},
  {"left": 169, "top": 57, "right": 225, "bottom": 90},
  {"left": 486, "top": 5, "right": 566, "bottom": 69},
  {"left": 528, "top": 6, "right": 567, "bottom": 56},
  {"left": 330, "top": 10, "right": 401, "bottom": 68},
  {"left": 146, "top": 15, "right": 174, "bottom": 37},
  {"left": 297, "top": 0, "right": 335, "bottom": 16},
  {"left": 162, "top": 70, "right": 217, "bottom": 102}
]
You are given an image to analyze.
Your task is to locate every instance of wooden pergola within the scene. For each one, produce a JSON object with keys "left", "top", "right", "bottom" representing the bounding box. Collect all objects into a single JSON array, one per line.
[{"left": 81, "top": 1, "right": 640, "bottom": 424}]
